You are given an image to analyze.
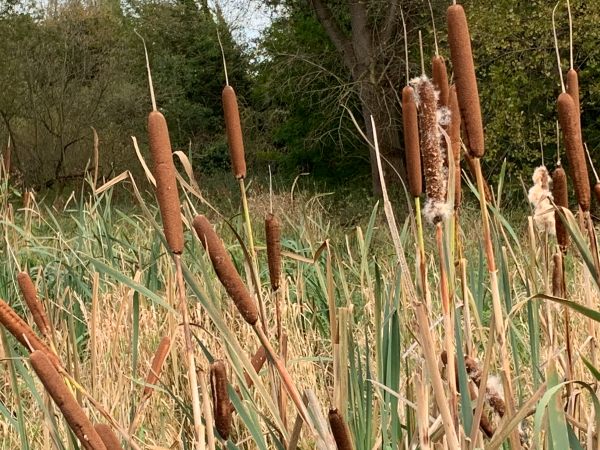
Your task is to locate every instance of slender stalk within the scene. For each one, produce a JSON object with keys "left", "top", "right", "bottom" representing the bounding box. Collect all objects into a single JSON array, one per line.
[
  {"left": 415, "top": 197, "right": 428, "bottom": 308},
  {"left": 473, "top": 158, "right": 520, "bottom": 449},
  {"left": 174, "top": 255, "right": 206, "bottom": 450}
]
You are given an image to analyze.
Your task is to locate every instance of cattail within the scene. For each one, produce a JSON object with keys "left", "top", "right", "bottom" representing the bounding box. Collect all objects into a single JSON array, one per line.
[
  {"left": 552, "top": 165, "right": 570, "bottom": 251},
  {"left": 148, "top": 110, "right": 184, "bottom": 254},
  {"left": 328, "top": 408, "right": 353, "bottom": 450},
  {"left": 447, "top": 4, "right": 485, "bottom": 158},
  {"left": 448, "top": 85, "right": 462, "bottom": 207},
  {"left": 94, "top": 424, "right": 123, "bottom": 450},
  {"left": 29, "top": 351, "right": 107, "bottom": 450},
  {"left": 566, "top": 68, "right": 580, "bottom": 116},
  {"left": 210, "top": 360, "right": 232, "bottom": 440},
  {"left": 265, "top": 213, "right": 282, "bottom": 291},
  {"left": 402, "top": 86, "right": 422, "bottom": 197},
  {"left": 594, "top": 183, "right": 600, "bottom": 204},
  {"left": 552, "top": 252, "right": 564, "bottom": 298},
  {"left": 17, "top": 272, "right": 51, "bottom": 338},
  {"left": 223, "top": 85, "right": 247, "bottom": 179},
  {"left": 193, "top": 215, "right": 259, "bottom": 325},
  {"left": 432, "top": 55, "right": 449, "bottom": 108},
  {"left": 411, "top": 76, "right": 449, "bottom": 224},
  {"left": 0, "top": 298, "right": 61, "bottom": 369},
  {"left": 243, "top": 345, "right": 268, "bottom": 387},
  {"left": 557, "top": 93, "right": 590, "bottom": 211},
  {"left": 143, "top": 336, "right": 171, "bottom": 398}
]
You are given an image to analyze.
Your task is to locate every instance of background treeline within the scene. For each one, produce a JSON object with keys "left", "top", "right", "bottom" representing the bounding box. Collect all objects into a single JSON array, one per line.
[{"left": 2, "top": 0, "right": 600, "bottom": 194}]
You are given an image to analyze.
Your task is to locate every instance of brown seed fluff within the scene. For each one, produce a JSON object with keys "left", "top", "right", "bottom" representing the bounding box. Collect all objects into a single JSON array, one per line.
[
  {"left": 223, "top": 85, "right": 247, "bottom": 179},
  {"left": 557, "top": 92, "right": 590, "bottom": 211},
  {"left": 265, "top": 213, "right": 282, "bottom": 291},
  {"left": 0, "top": 298, "right": 61, "bottom": 369},
  {"left": 414, "top": 77, "right": 447, "bottom": 224},
  {"left": 148, "top": 110, "right": 184, "bottom": 254},
  {"left": 432, "top": 55, "right": 449, "bottom": 108},
  {"left": 447, "top": 4, "right": 485, "bottom": 158},
  {"left": 30, "top": 351, "right": 107, "bottom": 450},
  {"left": 17, "top": 272, "right": 50, "bottom": 338},
  {"left": 210, "top": 360, "right": 232, "bottom": 440},
  {"left": 94, "top": 424, "right": 123, "bottom": 450},
  {"left": 192, "top": 215, "right": 259, "bottom": 325},
  {"left": 567, "top": 68, "right": 580, "bottom": 117},
  {"left": 328, "top": 408, "right": 353, "bottom": 450},
  {"left": 402, "top": 86, "right": 422, "bottom": 197},
  {"left": 552, "top": 252, "right": 564, "bottom": 298},
  {"left": 143, "top": 336, "right": 171, "bottom": 398},
  {"left": 448, "top": 85, "right": 462, "bottom": 208},
  {"left": 552, "top": 165, "right": 570, "bottom": 251}
]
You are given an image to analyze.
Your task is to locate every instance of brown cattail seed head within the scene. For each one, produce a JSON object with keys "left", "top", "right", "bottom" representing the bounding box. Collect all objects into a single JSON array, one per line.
[
  {"left": 412, "top": 76, "right": 449, "bottom": 224},
  {"left": 193, "top": 215, "right": 259, "bottom": 325},
  {"left": 0, "top": 298, "right": 61, "bottom": 369},
  {"left": 94, "top": 424, "right": 123, "bottom": 450},
  {"left": 143, "top": 336, "right": 171, "bottom": 398},
  {"left": 17, "top": 272, "right": 50, "bottom": 338},
  {"left": 328, "top": 409, "right": 353, "bottom": 450},
  {"left": 447, "top": 4, "right": 485, "bottom": 158},
  {"left": 552, "top": 252, "right": 565, "bottom": 298},
  {"left": 223, "top": 85, "right": 247, "bottom": 179},
  {"left": 448, "top": 85, "right": 462, "bottom": 208},
  {"left": 210, "top": 360, "right": 232, "bottom": 440},
  {"left": 402, "top": 86, "right": 422, "bottom": 197},
  {"left": 594, "top": 183, "right": 600, "bottom": 204},
  {"left": 148, "top": 110, "right": 184, "bottom": 254},
  {"left": 432, "top": 55, "right": 449, "bottom": 108},
  {"left": 552, "top": 165, "right": 569, "bottom": 251},
  {"left": 30, "top": 351, "right": 107, "bottom": 450},
  {"left": 265, "top": 213, "right": 282, "bottom": 291},
  {"left": 567, "top": 68, "right": 580, "bottom": 117},
  {"left": 244, "top": 345, "right": 268, "bottom": 387},
  {"left": 557, "top": 93, "right": 590, "bottom": 211}
]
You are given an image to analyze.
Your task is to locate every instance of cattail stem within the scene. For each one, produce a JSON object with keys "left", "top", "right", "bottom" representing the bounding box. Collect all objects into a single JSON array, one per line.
[
  {"left": 174, "top": 255, "right": 206, "bottom": 450},
  {"left": 473, "top": 158, "right": 520, "bottom": 449},
  {"left": 414, "top": 197, "right": 428, "bottom": 309}
]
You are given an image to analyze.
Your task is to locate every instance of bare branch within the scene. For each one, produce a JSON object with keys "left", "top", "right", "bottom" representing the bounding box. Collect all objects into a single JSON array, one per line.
[{"left": 309, "top": 0, "right": 356, "bottom": 70}]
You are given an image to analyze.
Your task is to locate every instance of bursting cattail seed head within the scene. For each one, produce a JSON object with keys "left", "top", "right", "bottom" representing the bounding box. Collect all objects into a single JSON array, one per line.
[
  {"left": 143, "top": 336, "right": 171, "bottom": 398},
  {"left": 148, "top": 110, "right": 184, "bottom": 254},
  {"left": 94, "top": 424, "right": 123, "bottom": 450},
  {"left": 0, "top": 298, "right": 61, "bottom": 369},
  {"left": 223, "top": 85, "right": 247, "bottom": 179},
  {"left": 193, "top": 215, "right": 259, "bottom": 325},
  {"left": 265, "top": 213, "right": 282, "bottom": 291},
  {"left": 411, "top": 76, "right": 450, "bottom": 224},
  {"left": 210, "top": 360, "right": 232, "bottom": 440},
  {"left": 30, "top": 351, "right": 107, "bottom": 450},
  {"left": 552, "top": 165, "right": 570, "bottom": 251},
  {"left": 17, "top": 272, "right": 50, "bottom": 338},
  {"left": 448, "top": 85, "right": 462, "bottom": 208},
  {"left": 447, "top": 4, "right": 485, "bottom": 158},
  {"left": 402, "top": 86, "right": 422, "bottom": 198},
  {"left": 328, "top": 409, "right": 353, "bottom": 450},
  {"left": 432, "top": 55, "right": 449, "bottom": 108},
  {"left": 557, "top": 92, "right": 590, "bottom": 211}
]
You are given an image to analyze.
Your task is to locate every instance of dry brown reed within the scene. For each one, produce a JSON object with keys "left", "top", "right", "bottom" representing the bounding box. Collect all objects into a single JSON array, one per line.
[
  {"left": 265, "top": 213, "right": 282, "bottom": 291},
  {"left": 557, "top": 92, "right": 590, "bottom": 211},
  {"left": 447, "top": 4, "right": 485, "bottom": 158},
  {"left": 432, "top": 55, "right": 449, "bottom": 108},
  {"left": 94, "top": 424, "right": 123, "bottom": 450},
  {"left": 148, "top": 110, "right": 184, "bottom": 254},
  {"left": 210, "top": 360, "right": 232, "bottom": 440},
  {"left": 143, "top": 336, "right": 171, "bottom": 398},
  {"left": 223, "top": 85, "right": 247, "bottom": 179},
  {"left": 193, "top": 215, "right": 259, "bottom": 325},
  {"left": 30, "top": 350, "right": 107, "bottom": 450},
  {"left": 0, "top": 298, "right": 60, "bottom": 369},
  {"left": 17, "top": 272, "right": 51, "bottom": 338},
  {"left": 552, "top": 165, "right": 569, "bottom": 251},
  {"left": 328, "top": 408, "right": 353, "bottom": 450},
  {"left": 402, "top": 86, "right": 422, "bottom": 198},
  {"left": 448, "top": 85, "right": 462, "bottom": 207}
]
